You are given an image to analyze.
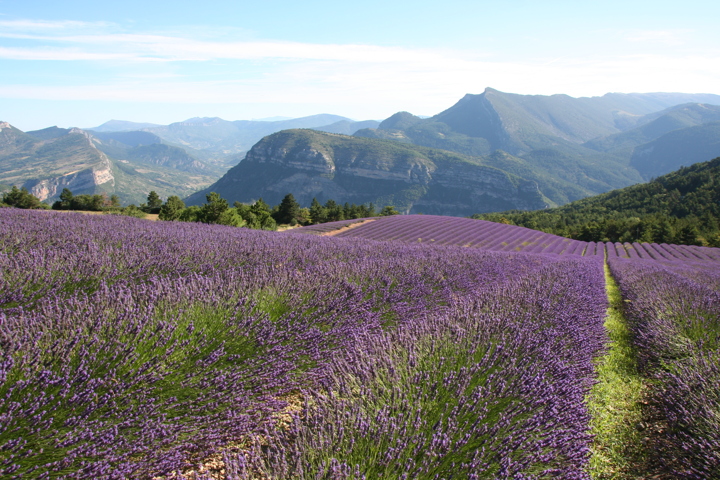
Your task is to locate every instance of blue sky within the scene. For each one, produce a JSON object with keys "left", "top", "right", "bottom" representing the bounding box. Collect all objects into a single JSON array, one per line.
[{"left": 1, "top": 0, "right": 719, "bottom": 130}]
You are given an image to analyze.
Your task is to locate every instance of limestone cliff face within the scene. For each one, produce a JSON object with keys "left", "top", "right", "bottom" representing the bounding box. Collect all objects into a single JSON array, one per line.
[
  {"left": 187, "top": 129, "right": 548, "bottom": 216},
  {"left": 0, "top": 124, "right": 115, "bottom": 201},
  {"left": 245, "top": 141, "right": 337, "bottom": 176},
  {"left": 21, "top": 130, "right": 115, "bottom": 201},
  {"left": 24, "top": 155, "right": 114, "bottom": 201}
]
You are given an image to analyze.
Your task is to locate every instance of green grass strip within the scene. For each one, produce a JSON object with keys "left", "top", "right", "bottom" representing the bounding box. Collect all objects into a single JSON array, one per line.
[{"left": 587, "top": 262, "right": 646, "bottom": 479}]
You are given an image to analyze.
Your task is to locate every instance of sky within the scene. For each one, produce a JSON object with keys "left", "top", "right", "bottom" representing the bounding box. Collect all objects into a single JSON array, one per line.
[{"left": 1, "top": 0, "right": 719, "bottom": 131}]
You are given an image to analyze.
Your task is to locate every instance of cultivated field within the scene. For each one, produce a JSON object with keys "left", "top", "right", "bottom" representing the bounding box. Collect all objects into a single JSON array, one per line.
[{"left": 1, "top": 210, "right": 718, "bottom": 479}]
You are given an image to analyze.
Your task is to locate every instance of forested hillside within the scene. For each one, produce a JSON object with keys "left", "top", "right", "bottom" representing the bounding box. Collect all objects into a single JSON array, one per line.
[{"left": 474, "top": 157, "right": 720, "bottom": 247}]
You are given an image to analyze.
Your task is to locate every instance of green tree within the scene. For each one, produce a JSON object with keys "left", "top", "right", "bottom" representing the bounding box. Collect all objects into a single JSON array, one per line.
[
  {"left": 274, "top": 193, "right": 301, "bottom": 225},
  {"left": 159, "top": 196, "right": 186, "bottom": 221},
  {"left": 250, "top": 198, "right": 271, "bottom": 216},
  {"left": 296, "top": 207, "right": 311, "bottom": 225},
  {"left": 215, "top": 208, "right": 245, "bottom": 227},
  {"left": 146, "top": 191, "right": 163, "bottom": 213},
  {"left": 178, "top": 205, "right": 202, "bottom": 222},
  {"left": 52, "top": 188, "right": 74, "bottom": 210},
  {"left": 69, "top": 194, "right": 105, "bottom": 211},
  {"left": 651, "top": 219, "right": 674, "bottom": 243},
  {"left": 379, "top": 205, "right": 400, "bottom": 216},
  {"left": 116, "top": 204, "right": 146, "bottom": 218},
  {"left": 259, "top": 214, "right": 277, "bottom": 231},
  {"left": 324, "top": 199, "right": 344, "bottom": 222},
  {"left": 675, "top": 225, "right": 702, "bottom": 246},
  {"left": 234, "top": 203, "right": 258, "bottom": 227},
  {"left": 109, "top": 194, "right": 121, "bottom": 208},
  {"left": 2, "top": 186, "right": 46, "bottom": 209},
  {"left": 235, "top": 201, "right": 277, "bottom": 230},
  {"left": 309, "top": 198, "right": 327, "bottom": 224},
  {"left": 199, "top": 192, "right": 229, "bottom": 224}
]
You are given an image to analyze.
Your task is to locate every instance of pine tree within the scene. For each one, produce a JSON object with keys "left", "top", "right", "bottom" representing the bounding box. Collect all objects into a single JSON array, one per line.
[
  {"left": 199, "top": 192, "right": 229, "bottom": 224},
  {"left": 159, "top": 196, "right": 186, "bottom": 221},
  {"left": 147, "top": 191, "right": 163, "bottom": 212},
  {"left": 379, "top": 205, "right": 400, "bottom": 216},
  {"left": 309, "top": 198, "right": 327, "bottom": 224},
  {"left": 274, "top": 193, "right": 301, "bottom": 225}
]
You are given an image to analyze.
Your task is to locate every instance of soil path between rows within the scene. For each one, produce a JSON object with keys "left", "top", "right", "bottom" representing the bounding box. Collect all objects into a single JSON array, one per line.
[{"left": 320, "top": 219, "right": 376, "bottom": 236}]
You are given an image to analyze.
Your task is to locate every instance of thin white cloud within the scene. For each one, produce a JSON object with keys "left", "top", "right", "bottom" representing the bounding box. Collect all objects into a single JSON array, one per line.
[
  {"left": 624, "top": 29, "right": 691, "bottom": 46},
  {"left": 0, "top": 29, "right": 456, "bottom": 64},
  {"left": 0, "top": 19, "right": 112, "bottom": 31},
  {"left": 3, "top": 51, "right": 719, "bottom": 105},
  {"left": 0, "top": 46, "right": 157, "bottom": 61},
  {"left": 1, "top": 18, "right": 719, "bottom": 121}
]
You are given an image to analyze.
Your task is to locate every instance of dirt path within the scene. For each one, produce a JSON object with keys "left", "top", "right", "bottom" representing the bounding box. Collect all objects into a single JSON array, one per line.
[{"left": 320, "top": 219, "right": 375, "bottom": 236}]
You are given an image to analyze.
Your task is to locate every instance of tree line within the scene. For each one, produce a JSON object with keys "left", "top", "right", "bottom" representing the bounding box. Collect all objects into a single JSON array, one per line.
[
  {"left": 157, "top": 192, "right": 399, "bottom": 230},
  {"left": 1, "top": 186, "right": 399, "bottom": 229}
]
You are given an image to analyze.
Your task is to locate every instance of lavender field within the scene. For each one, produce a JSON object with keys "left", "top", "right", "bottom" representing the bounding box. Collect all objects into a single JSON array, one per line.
[{"left": 1, "top": 210, "right": 719, "bottom": 479}]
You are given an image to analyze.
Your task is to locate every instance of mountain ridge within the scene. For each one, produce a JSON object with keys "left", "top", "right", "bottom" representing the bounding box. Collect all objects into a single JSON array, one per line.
[
  {"left": 184, "top": 129, "right": 549, "bottom": 216},
  {"left": 0, "top": 122, "right": 220, "bottom": 205}
]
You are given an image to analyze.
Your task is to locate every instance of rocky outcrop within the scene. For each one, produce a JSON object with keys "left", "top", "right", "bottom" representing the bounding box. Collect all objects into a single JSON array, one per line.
[
  {"left": 24, "top": 155, "right": 114, "bottom": 201},
  {"left": 1, "top": 124, "right": 116, "bottom": 201},
  {"left": 186, "top": 129, "right": 548, "bottom": 216}
]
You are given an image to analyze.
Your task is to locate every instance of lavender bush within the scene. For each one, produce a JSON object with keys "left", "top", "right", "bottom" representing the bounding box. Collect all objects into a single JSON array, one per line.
[
  {"left": 1, "top": 209, "right": 611, "bottom": 478},
  {"left": 293, "top": 215, "right": 589, "bottom": 255},
  {"left": 608, "top": 255, "right": 720, "bottom": 478},
  {"left": 225, "top": 254, "right": 608, "bottom": 479},
  {"left": 5, "top": 208, "right": 717, "bottom": 478}
]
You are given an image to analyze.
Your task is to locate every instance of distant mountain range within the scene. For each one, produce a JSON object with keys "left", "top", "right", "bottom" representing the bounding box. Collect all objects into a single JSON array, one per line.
[
  {"left": 90, "top": 115, "right": 380, "bottom": 155},
  {"left": 0, "top": 115, "right": 380, "bottom": 205},
  {"left": 4, "top": 88, "right": 720, "bottom": 213},
  {"left": 189, "top": 89, "right": 720, "bottom": 214}
]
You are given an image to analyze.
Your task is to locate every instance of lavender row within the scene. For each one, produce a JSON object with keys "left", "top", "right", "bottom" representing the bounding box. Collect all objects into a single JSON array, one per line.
[
  {"left": 1, "top": 208, "right": 577, "bottom": 478},
  {"left": 223, "top": 254, "right": 608, "bottom": 479},
  {"left": 606, "top": 240, "right": 720, "bottom": 265},
  {"left": 293, "top": 215, "right": 720, "bottom": 261},
  {"left": 320, "top": 215, "right": 590, "bottom": 255},
  {"left": 608, "top": 256, "right": 720, "bottom": 477}
]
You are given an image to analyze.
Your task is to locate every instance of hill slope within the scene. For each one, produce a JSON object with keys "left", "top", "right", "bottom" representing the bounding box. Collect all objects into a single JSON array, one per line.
[
  {"left": 583, "top": 103, "right": 720, "bottom": 159},
  {"left": 185, "top": 129, "right": 549, "bottom": 216},
  {"left": 474, "top": 157, "right": 720, "bottom": 246},
  {"left": 0, "top": 122, "right": 220, "bottom": 205},
  {"left": 629, "top": 122, "right": 720, "bottom": 179},
  {"left": 354, "top": 90, "right": 720, "bottom": 204}
]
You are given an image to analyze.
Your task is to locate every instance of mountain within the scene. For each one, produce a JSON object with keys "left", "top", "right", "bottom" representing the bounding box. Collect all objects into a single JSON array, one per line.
[
  {"left": 354, "top": 89, "right": 720, "bottom": 204},
  {"left": 24, "top": 126, "right": 72, "bottom": 141},
  {"left": 1, "top": 123, "right": 115, "bottom": 201},
  {"left": 583, "top": 103, "right": 720, "bottom": 156},
  {"left": 630, "top": 122, "right": 720, "bottom": 179},
  {"left": 312, "top": 119, "right": 381, "bottom": 135},
  {"left": 88, "top": 120, "right": 162, "bottom": 132},
  {"left": 185, "top": 129, "right": 549, "bottom": 216},
  {"left": 356, "top": 89, "right": 720, "bottom": 157},
  {"left": 1, "top": 122, "right": 221, "bottom": 205},
  {"left": 138, "top": 114, "right": 372, "bottom": 155}
]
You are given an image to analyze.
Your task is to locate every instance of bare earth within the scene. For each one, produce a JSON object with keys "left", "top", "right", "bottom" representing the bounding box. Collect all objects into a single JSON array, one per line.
[{"left": 320, "top": 219, "right": 375, "bottom": 236}]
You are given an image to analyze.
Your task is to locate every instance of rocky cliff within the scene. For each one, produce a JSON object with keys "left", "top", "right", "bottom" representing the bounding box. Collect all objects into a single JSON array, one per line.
[
  {"left": 1, "top": 125, "right": 115, "bottom": 201},
  {"left": 1, "top": 122, "right": 219, "bottom": 204},
  {"left": 186, "top": 129, "right": 549, "bottom": 216}
]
